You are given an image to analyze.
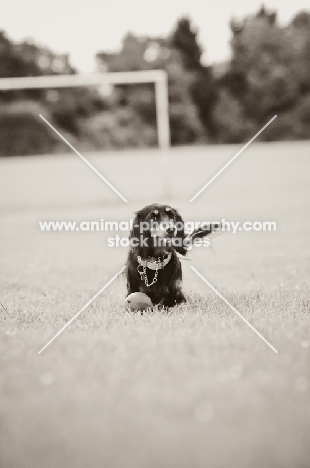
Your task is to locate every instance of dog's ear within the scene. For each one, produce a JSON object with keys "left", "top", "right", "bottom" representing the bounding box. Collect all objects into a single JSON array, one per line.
[
  {"left": 184, "top": 222, "right": 221, "bottom": 252},
  {"left": 129, "top": 212, "right": 141, "bottom": 243},
  {"left": 189, "top": 222, "right": 221, "bottom": 241},
  {"left": 129, "top": 211, "right": 151, "bottom": 258},
  {"left": 173, "top": 210, "right": 187, "bottom": 256}
]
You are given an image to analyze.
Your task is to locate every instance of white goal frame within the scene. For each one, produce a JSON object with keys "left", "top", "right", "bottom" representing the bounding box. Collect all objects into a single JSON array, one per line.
[{"left": 0, "top": 70, "right": 170, "bottom": 152}]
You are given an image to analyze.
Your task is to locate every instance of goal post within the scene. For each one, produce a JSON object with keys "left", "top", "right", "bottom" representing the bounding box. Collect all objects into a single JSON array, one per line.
[
  {"left": 0, "top": 70, "right": 171, "bottom": 198},
  {"left": 0, "top": 70, "right": 170, "bottom": 151}
]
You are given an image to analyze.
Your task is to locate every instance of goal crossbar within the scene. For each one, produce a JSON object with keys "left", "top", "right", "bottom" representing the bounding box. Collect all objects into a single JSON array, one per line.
[{"left": 0, "top": 70, "right": 166, "bottom": 89}]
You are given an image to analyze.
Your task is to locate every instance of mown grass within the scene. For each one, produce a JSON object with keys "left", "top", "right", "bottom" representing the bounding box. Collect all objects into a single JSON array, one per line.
[
  {"left": 1, "top": 288, "right": 309, "bottom": 468},
  {"left": 1, "top": 143, "right": 310, "bottom": 468}
]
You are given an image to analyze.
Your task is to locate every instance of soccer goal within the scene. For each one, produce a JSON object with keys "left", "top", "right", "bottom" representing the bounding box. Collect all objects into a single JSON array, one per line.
[
  {"left": 0, "top": 69, "right": 171, "bottom": 197},
  {"left": 0, "top": 69, "right": 170, "bottom": 151}
]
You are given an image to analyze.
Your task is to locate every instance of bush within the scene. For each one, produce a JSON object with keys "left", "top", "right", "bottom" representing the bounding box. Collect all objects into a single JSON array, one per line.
[
  {"left": 78, "top": 107, "right": 157, "bottom": 150},
  {"left": 213, "top": 89, "right": 256, "bottom": 143},
  {"left": 0, "top": 100, "right": 71, "bottom": 156}
]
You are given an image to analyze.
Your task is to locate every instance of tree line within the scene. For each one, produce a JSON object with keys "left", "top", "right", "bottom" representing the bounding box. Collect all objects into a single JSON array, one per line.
[{"left": 0, "top": 5, "right": 310, "bottom": 156}]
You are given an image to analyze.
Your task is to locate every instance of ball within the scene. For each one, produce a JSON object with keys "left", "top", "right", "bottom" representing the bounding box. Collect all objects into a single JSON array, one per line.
[{"left": 125, "top": 292, "right": 153, "bottom": 312}]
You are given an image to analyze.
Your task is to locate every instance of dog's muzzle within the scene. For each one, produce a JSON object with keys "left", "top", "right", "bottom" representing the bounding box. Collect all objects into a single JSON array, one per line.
[
  {"left": 150, "top": 222, "right": 177, "bottom": 239},
  {"left": 165, "top": 226, "right": 177, "bottom": 237}
]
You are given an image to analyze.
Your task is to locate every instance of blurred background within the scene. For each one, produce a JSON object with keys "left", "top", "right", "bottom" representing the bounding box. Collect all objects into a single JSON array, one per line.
[{"left": 0, "top": 0, "right": 310, "bottom": 156}]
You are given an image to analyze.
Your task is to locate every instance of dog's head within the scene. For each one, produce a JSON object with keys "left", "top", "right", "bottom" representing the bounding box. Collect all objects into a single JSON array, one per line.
[{"left": 129, "top": 203, "right": 187, "bottom": 258}]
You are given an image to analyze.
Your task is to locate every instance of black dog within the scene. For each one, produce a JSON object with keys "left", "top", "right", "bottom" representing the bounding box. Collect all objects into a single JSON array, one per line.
[{"left": 126, "top": 203, "right": 216, "bottom": 308}]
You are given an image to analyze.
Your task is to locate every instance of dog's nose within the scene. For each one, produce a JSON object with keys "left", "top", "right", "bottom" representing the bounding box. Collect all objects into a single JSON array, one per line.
[{"left": 166, "top": 226, "right": 176, "bottom": 237}]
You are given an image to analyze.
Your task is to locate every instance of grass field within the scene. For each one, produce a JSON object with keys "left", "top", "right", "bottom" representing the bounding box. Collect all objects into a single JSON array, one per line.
[{"left": 1, "top": 142, "right": 310, "bottom": 468}]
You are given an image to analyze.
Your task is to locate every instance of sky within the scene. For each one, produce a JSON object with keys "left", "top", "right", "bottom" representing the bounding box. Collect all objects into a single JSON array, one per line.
[{"left": 1, "top": 0, "right": 310, "bottom": 72}]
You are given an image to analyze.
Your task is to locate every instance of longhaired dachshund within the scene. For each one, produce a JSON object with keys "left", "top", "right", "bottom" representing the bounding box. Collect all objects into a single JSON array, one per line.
[{"left": 126, "top": 203, "right": 216, "bottom": 308}]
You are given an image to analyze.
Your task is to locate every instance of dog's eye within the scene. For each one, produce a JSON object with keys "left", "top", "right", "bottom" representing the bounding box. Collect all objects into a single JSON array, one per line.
[
  {"left": 165, "top": 207, "right": 175, "bottom": 219},
  {"left": 151, "top": 210, "right": 158, "bottom": 219}
]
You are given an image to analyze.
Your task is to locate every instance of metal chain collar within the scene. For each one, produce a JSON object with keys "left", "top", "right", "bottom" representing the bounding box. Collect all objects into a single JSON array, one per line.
[{"left": 137, "top": 255, "right": 164, "bottom": 287}]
